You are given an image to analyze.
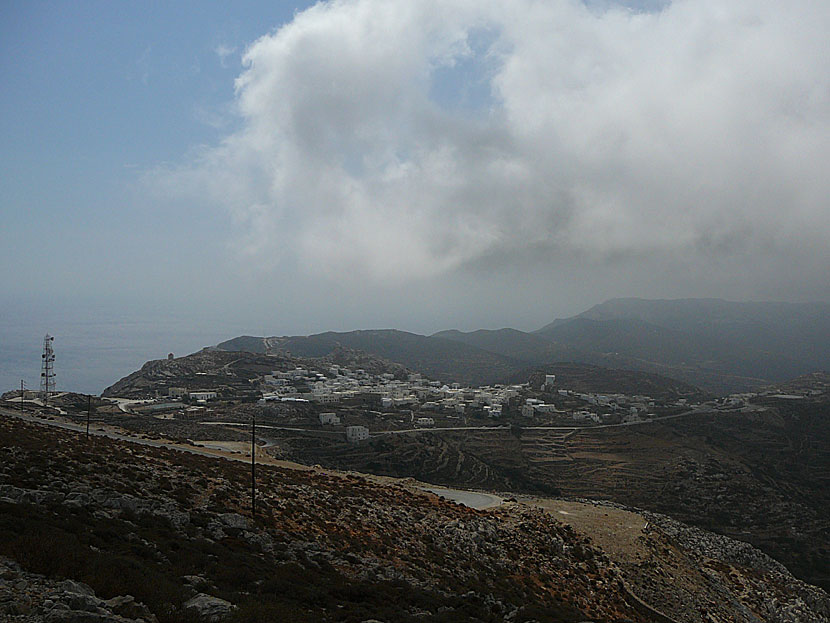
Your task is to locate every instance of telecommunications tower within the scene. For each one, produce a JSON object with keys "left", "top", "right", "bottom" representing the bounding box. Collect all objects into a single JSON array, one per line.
[{"left": 40, "top": 334, "right": 55, "bottom": 405}]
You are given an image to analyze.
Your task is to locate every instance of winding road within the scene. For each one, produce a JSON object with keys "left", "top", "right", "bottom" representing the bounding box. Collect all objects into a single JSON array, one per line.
[{"left": 0, "top": 407, "right": 503, "bottom": 510}]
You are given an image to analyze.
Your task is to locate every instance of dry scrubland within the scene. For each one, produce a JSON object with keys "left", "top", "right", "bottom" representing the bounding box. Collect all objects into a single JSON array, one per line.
[{"left": 0, "top": 415, "right": 828, "bottom": 622}]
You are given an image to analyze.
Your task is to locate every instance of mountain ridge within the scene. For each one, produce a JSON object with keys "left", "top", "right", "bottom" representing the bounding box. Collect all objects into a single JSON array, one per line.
[{"left": 214, "top": 298, "right": 829, "bottom": 394}]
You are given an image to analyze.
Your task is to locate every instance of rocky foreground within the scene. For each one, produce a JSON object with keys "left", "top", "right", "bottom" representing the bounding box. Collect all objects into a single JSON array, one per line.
[{"left": 0, "top": 414, "right": 827, "bottom": 623}]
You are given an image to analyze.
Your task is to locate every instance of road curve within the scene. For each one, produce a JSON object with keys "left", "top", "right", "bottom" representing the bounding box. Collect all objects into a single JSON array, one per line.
[
  {"left": 422, "top": 487, "right": 503, "bottom": 510},
  {"left": 0, "top": 408, "right": 504, "bottom": 510}
]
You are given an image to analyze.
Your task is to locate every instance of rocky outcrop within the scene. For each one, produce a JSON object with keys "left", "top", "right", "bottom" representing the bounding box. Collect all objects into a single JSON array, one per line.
[
  {"left": 183, "top": 594, "right": 235, "bottom": 622},
  {"left": 0, "top": 558, "right": 156, "bottom": 622}
]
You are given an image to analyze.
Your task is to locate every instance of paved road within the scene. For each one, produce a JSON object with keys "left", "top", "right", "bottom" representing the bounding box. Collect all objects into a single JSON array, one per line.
[
  {"left": 422, "top": 487, "right": 503, "bottom": 510},
  {"left": 200, "top": 421, "right": 345, "bottom": 435},
  {"left": 0, "top": 407, "right": 272, "bottom": 466},
  {"left": 201, "top": 408, "right": 711, "bottom": 437},
  {"left": 201, "top": 422, "right": 512, "bottom": 435},
  {"left": 2, "top": 405, "right": 711, "bottom": 513},
  {"left": 0, "top": 407, "right": 504, "bottom": 510}
]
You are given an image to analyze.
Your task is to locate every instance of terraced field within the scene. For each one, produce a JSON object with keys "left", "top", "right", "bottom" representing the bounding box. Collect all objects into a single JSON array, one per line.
[{"left": 276, "top": 397, "right": 830, "bottom": 591}]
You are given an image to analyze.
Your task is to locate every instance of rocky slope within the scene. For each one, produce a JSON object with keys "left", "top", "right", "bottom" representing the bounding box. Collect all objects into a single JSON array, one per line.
[
  {"left": 269, "top": 391, "right": 830, "bottom": 594},
  {"left": 0, "top": 414, "right": 828, "bottom": 622}
]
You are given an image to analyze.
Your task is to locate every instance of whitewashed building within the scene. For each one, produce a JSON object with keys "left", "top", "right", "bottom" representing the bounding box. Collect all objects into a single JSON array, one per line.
[
  {"left": 346, "top": 425, "right": 369, "bottom": 442},
  {"left": 319, "top": 412, "right": 341, "bottom": 425},
  {"left": 189, "top": 391, "right": 217, "bottom": 402}
]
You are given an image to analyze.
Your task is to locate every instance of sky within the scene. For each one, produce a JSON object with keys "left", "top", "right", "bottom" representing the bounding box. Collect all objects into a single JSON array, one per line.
[{"left": 2, "top": 0, "right": 829, "bottom": 388}]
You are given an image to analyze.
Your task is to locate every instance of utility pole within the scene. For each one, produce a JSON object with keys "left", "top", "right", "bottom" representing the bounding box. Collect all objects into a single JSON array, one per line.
[
  {"left": 251, "top": 410, "right": 256, "bottom": 519},
  {"left": 86, "top": 394, "right": 92, "bottom": 439}
]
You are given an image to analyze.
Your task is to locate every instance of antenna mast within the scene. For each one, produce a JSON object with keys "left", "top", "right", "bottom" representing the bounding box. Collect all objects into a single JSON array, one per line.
[{"left": 40, "top": 334, "right": 55, "bottom": 405}]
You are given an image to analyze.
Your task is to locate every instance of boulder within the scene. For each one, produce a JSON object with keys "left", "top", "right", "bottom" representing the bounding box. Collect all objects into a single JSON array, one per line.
[
  {"left": 105, "top": 594, "right": 158, "bottom": 622},
  {"left": 217, "top": 513, "right": 249, "bottom": 530},
  {"left": 58, "top": 580, "right": 95, "bottom": 597},
  {"left": 184, "top": 593, "right": 236, "bottom": 622}
]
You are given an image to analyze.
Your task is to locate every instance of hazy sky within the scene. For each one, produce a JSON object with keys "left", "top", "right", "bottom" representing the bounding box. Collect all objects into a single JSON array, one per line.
[{"left": 3, "top": 0, "right": 829, "bottom": 340}]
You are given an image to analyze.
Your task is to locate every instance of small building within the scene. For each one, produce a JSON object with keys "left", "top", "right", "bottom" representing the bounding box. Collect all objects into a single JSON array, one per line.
[
  {"left": 264, "top": 375, "right": 289, "bottom": 386},
  {"left": 415, "top": 417, "right": 434, "bottom": 428},
  {"left": 521, "top": 404, "right": 535, "bottom": 418},
  {"left": 311, "top": 393, "right": 340, "bottom": 404},
  {"left": 319, "top": 412, "right": 341, "bottom": 425},
  {"left": 189, "top": 391, "right": 217, "bottom": 402},
  {"left": 543, "top": 374, "right": 556, "bottom": 390},
  {"left": 574, "top": 410, "right": 600, "bottom": 423},
  {"left": 346, "top": 425, "right": 369, "bottom": 443},
  {"left": 169, "top": 387, "right": 188, "bottom": 398}
]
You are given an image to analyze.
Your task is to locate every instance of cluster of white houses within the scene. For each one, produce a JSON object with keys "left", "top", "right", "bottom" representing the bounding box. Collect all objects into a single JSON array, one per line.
[
  {"left": 255, "top": 364, "right": 529, "bottom": 416},
  {"left": 169, "top": 364, "right": 702, "bottom": 442}
]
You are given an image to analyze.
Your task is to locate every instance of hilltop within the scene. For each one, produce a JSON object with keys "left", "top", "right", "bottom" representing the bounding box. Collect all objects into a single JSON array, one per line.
[{"left": 102, "top": 347, "right": 409, "bottom": 399}]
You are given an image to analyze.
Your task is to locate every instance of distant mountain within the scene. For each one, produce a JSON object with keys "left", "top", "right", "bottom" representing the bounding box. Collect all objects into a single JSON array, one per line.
[
  {"left": 213, "top": 298, "right": 828, "bottom": 395},
  {"left": 532, "top": 298, "right": 829, "bottom": 392},
  {"left": 546, "top": 298, "right": 830, "bottom": 369},
  {"left": 432, "top": 328, "right": 588, "bottom": 364}
]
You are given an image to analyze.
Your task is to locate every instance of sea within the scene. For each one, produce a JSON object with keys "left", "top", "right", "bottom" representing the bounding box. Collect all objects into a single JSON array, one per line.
[{"left": 0, "top": 312, "right": 252, "bottom": 396}]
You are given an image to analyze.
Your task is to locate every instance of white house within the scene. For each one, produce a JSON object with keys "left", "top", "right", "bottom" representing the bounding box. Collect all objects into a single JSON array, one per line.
[
  {"left": 258, "top": 393, "right": 281, "bottom": 404},
  {"left": 319, "top": 412, "right": 341, "bottom": 425},
  {"left": 189, "top": 391, "right": 217, "bottom": 402},
  {"left": 346, "top": 425, "right": 369, "bottom": 442},
  {"left": 311, "top": 393, "right": 340, "bottom": 404}
]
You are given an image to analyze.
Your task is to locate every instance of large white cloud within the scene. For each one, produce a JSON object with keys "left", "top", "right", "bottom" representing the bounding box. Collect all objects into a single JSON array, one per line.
[{"left": 153, "top": 0, "right": 830, "bottom": 288}]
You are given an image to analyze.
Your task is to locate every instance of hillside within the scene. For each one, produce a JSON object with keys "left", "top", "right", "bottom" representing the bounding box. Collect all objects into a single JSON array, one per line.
[
  {"left": 220, "top": 330, "right": 521, "bottom": 387},
  {"left": 284, "top": 391, "right": 830, "bottom": 593},
  {"left": 432, "top": 328, "right": 588, "bottom": 364},
  {"left": 103, "top": 347, "right": 408, "bottom": 399},
  {"left": 515, "top": 362, "right": 711, "bottom": 402},
  {"left": 1, "top": 414, "right": 828, "bottom": 623},
  {"left": 538, "top": 317, "right": 806, "bottom": 384},
  {"left": 538, "top": 298, "right": 830, "bottom": 388}
]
